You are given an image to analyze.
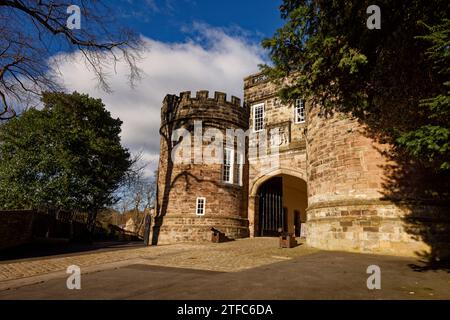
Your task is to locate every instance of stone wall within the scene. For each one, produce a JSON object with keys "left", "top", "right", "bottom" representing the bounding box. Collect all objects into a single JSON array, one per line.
[
  {"left": 244, "top": 74, "right": 308, "bottom": 237},
  {"left": 244, "top": 74, "right": 306, "bottom": 146},
  {"left": 155, "top": 91, "right": 250, "bottom": 244},
  {"left": 305, "top": 105, "right": 448, "bottom": 258},
  {"left": 242, "top": 72, "right": 449, "bottom": 259},
  {"left": 306, "top": 201, "right": 430, "bottom": 256},
  {"left": 0, "top": 210, "right": 34, "bottom": 250},
  {"left": 306, "top": 108, "right": 387, "bottom": 205},
  {"left": 0, "top": 210, "right": 110, "bottom": 251},
  {"left": 155, "top": 73, "right": 449, "bottom": 259}
]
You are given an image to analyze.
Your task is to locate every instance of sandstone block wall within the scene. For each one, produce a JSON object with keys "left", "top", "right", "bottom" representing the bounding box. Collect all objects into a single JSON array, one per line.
[
  {"left": 305, "top": 106, "right": 441, "bottom": 257},
  {"left": 155, "top": 91, "right": 250, "bottom": 244},
  {"left": 244, "top": 74, "right": 308, "bottom": 237},
  {"left": 155, "top": 73, "right": 449, "bottom": 259}
]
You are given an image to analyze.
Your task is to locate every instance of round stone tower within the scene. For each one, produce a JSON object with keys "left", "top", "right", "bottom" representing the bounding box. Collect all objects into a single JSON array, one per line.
[
  {"left": 305, "top": 106, "right": 449, "bottom": 257},
  {"left": 154, "top": 90, "right": 250, "bottom": 244}
]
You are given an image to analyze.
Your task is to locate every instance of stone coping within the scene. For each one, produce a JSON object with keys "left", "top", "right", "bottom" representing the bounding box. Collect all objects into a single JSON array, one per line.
[
  {"left": 156, "top": 215, "right": 249, "bottom": 222},
  {"left": 307, "top": 198, "right": 450, "bottom": 211},
  {"left": 159, "top": 224, "right": 250, "bottom": 230}
]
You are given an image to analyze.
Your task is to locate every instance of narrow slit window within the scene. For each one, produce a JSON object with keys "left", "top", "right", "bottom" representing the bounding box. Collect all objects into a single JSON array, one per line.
[
  {"left": 196, "top": 197, "right": 206, "bottom": 216},
  {"left": 295, "top": 99, "right": 305, "bottom": 123}
]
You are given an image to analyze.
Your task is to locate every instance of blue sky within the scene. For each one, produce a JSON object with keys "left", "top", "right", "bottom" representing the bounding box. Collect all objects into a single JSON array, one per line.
[
  {"left": 54, "top": 0, "right": 284, "bottom": 173},
  {"left": 117, "top": 0, "right": 283, "bottom": 43}
]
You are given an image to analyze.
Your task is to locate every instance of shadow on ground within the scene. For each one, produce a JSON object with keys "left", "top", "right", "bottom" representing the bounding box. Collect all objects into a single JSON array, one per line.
[
  {"left": 1, "top": 250, "right": 449, "bottom": 300},
  {"left": 0, "top": 241, "right": 145, "bottom": 263}
]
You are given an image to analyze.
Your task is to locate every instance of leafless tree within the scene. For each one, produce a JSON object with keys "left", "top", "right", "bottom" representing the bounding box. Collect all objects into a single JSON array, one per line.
[
  {"left": 129, "top": 173, "right": 156, "bottom": 235},
  {"left": 0, "top": 0, "right": 145, "bottom": 119},
  {"left": 115, "top": 153, "right": 156, "bottom": 236}
]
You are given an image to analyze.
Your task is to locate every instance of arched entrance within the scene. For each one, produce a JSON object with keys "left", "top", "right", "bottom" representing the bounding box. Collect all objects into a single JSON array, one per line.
[
  {"left": 249, "top": 170, "right": 308, "bottom": 237},
  {"left": 258, "top": 176, "right": 285, "bottom": 236}
]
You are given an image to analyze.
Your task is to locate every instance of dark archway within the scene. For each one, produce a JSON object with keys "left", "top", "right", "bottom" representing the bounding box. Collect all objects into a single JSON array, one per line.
[
  {"left": 256, "top": 174, "right": 308, "bottom": 237},
  {"left": 258, "top": 176, "right": 284, "bottom": 236}
]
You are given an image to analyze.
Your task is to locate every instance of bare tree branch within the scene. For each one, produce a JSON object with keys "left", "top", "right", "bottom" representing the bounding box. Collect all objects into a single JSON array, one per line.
[{"left": 0, "top": 0, "right": 145, "bottom": 119}]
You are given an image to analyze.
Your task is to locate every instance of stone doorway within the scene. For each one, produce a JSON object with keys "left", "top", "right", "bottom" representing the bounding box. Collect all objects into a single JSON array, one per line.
[{"left": 252, "top": 173, "right": 308, "bottom": 237}]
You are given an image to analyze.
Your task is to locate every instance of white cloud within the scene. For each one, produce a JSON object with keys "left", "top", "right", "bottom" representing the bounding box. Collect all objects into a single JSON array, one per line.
[
  {"left": 145, "top": 0, "right": 160, "bottom": 12},
  {"left": 52, "top": 24, "right": 266, "bottom": 175}
]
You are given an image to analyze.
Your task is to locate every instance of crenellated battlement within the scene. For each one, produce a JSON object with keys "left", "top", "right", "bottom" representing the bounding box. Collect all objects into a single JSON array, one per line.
[
  {"left": 161, "top": 90, "right": 249, "bottom": 130},
  {"left": 156, "top": 88, "right": 250, "bottom": 244},
  {"left": 177, "top": 90, "right": 242, "bottom": 107}
]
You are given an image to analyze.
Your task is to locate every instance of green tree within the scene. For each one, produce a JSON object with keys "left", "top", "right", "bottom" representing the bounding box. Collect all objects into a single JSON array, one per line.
[
  {"left": 0, "top": 92, "right": 132, "bottom": 230},
  {"left": 262, "top": 0, "right": 449, "bottom": 171}
]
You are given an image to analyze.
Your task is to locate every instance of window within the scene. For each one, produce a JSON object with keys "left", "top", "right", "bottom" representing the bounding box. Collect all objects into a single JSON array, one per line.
[
  {"left": 253, "top": 103, "right": 265, "bottom": 132},
  {"left": 236, "top": 152, "right": 244, "bottom": 186},
  {"left": 295, "top": 99, "right": 305, "bottom": 123},
  {"left": 223, "top": 148, "right": 234, "bottom": 183},
  {"left": 196, "top": 197, "right": 206, "bottom": 216}
]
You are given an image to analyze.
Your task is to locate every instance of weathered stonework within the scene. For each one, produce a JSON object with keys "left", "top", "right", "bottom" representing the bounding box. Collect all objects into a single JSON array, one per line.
[
  {"left": 305, "top": 201, "right": 429, "bottom": 256},
  {"left": 304, "top": 104, "right": 447, "bottom": 257},
  {"left": 154, "top": 91, "right": 249, "bottom": 244},
  {"left": 155, "top": 73, "right": 449, "bottom": 259},
  {"left": 244, "top": 75, "right": 308, "bottom": 237}
]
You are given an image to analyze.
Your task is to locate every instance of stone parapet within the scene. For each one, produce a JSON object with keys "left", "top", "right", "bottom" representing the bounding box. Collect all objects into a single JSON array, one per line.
[
  {"left": 161, "top": 91, "right": 249, "bottom": 130},
  {"left": 306, "top": 200, "right": 450, "bottom": 257},
  {"left": 155, "top": 216, "right": 249, "bottom": 244}
]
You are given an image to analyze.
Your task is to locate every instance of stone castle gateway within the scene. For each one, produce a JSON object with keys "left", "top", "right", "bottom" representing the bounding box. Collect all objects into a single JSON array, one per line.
[{"left": 154, "top": 72, "right": 448, "bottom": 258}]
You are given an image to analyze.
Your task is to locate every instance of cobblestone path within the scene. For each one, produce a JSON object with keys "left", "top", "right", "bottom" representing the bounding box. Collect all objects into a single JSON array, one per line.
[{"left": 0, "top": 238, "right": 318, "bottom": 282}]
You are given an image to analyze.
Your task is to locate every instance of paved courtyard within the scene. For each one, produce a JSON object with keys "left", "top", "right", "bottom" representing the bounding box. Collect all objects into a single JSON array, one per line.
[{"left": 0, "top": 238, "right": 449, "bottom": 299}]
